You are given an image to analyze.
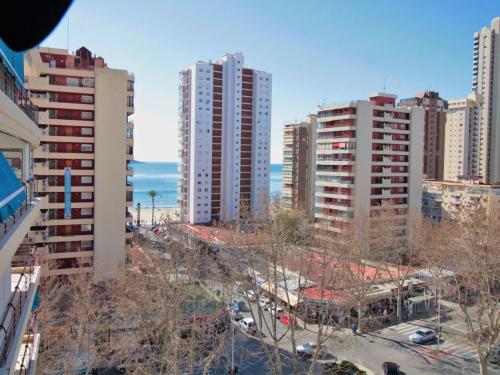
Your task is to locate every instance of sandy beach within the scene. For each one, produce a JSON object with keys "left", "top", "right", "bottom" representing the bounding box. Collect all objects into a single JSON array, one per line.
[{"left": 131, "top": 207, "right": 180, "bottom": 225}]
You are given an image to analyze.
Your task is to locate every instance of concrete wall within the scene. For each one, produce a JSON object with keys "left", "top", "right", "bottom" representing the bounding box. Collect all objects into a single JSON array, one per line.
[
  {"left": 353, "top": 102, "right": 372, "bottom": 217},
  {"left": 408, "top": 107, "right": 424, "bottom": 214},
  {"left": 93, "top": 68, "right": 128, "bottom": 282}
]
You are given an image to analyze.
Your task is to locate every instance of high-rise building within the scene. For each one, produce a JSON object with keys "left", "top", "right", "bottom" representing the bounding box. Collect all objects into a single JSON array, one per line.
[
  {"left": 282, "top": 115, "right": 317, "bottom": 216},
  {"left": 24, "top": 47, "right": 135, "bottom": 281},
  {"left": 0, "top": 39, "right": 42, "bottom": 374},
  {"left": 399, "top": 91, "right": 447, "bottom": 180},
  {"left": 443, "top": 93, "right": 482, "bottom": 180},
  {"left": 471, "top": 17, "right": 500, "bottom": 183},
  {"left": 177, "top": 53, "right": 272, "bottom": 224},
  {"left": 315, "top": 93, "right": 424, "bottom": 237}
]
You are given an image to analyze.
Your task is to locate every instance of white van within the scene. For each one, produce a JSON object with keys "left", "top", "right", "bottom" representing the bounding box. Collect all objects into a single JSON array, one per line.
[{"left": 239, "top": 317, "right": 257, "bottom": 334}]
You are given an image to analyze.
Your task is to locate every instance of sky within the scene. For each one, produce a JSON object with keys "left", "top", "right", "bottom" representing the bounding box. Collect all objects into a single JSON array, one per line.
[{"left": 42, "top": 0, "right": 499, "bottom": 163}]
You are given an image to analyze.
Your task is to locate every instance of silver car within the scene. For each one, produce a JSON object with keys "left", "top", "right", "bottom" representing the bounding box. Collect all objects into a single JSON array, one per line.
[{"left": 409, "top": 328, "right": 436, "bottom": 344}]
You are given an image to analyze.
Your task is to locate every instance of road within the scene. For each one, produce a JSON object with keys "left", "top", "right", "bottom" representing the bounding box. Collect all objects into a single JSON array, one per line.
[{"left": 204, "top": 281, "right": 500, "bottom": 375}]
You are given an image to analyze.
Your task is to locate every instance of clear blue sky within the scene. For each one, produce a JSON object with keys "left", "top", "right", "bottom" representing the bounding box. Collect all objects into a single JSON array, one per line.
[{"left": 42, "top": 0, "right": 499, "bottom": 163}]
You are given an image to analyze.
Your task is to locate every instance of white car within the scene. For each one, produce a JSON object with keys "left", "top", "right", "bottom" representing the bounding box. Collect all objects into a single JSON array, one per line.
[
  {"left": 259, "top": 297, "right": 270, "bottom": 310},
  {"left": 409, "top": 328, "right": 437, "bottom": 344},
  {"left": 269, "top": 306, "right": 285, "bottom": 318},
  {"left": 296, "top": 342, "right": 328, "bottom": 358},
  {"left": 239, "top": 317, "right": 257, "bottom": 334},
  {"left": 243, "top": 290, "right": 258, "bottom": 302}
]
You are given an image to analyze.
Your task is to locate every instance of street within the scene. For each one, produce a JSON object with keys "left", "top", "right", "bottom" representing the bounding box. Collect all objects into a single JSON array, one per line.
[{"left": 205, "top": 281, "right": 500, "bottom": 375}]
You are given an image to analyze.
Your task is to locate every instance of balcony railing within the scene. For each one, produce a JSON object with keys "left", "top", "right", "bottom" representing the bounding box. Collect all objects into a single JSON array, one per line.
[
  {"left": 0, "top": 59, "right": 38, "bottom": 124},
  {"left": 0, "top": 247, "right": 38, "bottom": 369},
  {"left": 0, "top": 180, "right": 36, "bottom": 243}
]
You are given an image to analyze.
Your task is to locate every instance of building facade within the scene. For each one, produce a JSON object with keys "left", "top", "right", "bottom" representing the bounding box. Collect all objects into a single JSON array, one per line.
[
  {"left": 472, "top": 17, "right": 500, "bottom": 183},
  {"left": 443, "top": 93, "right": 482, "bottom": 181},
  {"left": 314, "top": 93, "right": 424, "bottom": 236},
  {"left": 24, "top": 47, "right": 135, "bottom": 281},
  {"left": 422, "top": 178, "right": 500, "bottom": 223},
  {"left": 282, "top": 115, "right": 317, "bottom": 215},
  {"left": 399, "top": 91, "right": 447, "bottom": 180},
  {"left": 177, "top": 53, "right": 272, "bottom": 224},
  {"left": 0, "top": 40, "right": 42, "bottom": 374}
]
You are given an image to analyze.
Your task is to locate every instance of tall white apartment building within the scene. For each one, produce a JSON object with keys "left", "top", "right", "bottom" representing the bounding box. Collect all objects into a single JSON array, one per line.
[
  {"left": 178, "top": 53, "right": 272, "bottom": 224},
  {"left": 471, "top": 17, "right": 500, "bottom": 183},
  {"left": 443, "top": 93, "right": 482, "bottom": 180},
  {"left": 315, "top": 93, "right": 423, "bottom": 237}
]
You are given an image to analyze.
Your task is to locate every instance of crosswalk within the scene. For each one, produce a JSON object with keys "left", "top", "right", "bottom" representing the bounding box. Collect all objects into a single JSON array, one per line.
[{"left": 372, "top": 322, "right": 500, "bottom": 375}]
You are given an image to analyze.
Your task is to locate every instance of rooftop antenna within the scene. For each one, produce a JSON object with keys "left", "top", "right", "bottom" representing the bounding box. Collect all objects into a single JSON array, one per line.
[
  {"left": 66, "top": 14, "right": 70, "bottom": 69},
  {"left": 383, "top": 77, "right": 386, "bottom": 92}
]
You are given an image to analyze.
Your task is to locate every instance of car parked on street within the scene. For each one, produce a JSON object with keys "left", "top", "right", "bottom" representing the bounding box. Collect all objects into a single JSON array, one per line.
[
  {"left": 269, "top": 305, "right": 285, "bottom": 318},
  {"left": 258, "top": 297, "right": 270, "bottom": 310},
  {"left": 230, "top": 299, "right": 249, "bottom": 312},
  {"left": 239, "top": 317, "right": 257, "bottom": 334},
  {"left": 279, "top": 312, "right": 296, "bottom": 327},
  {"left": 296, "top": 342, "right": 327, "bottom": 358},
  {"left": 409, "top": 328, "right": 437, "bottom": 344},
  {"left": 243, "top": 290, "right": 258, "bottom": 302},
  {"left": 489, "top": 347, "right": 500, "bottom": 364},
  {"left": 382, "top": 361, "right": 401, "bottom": 375}
]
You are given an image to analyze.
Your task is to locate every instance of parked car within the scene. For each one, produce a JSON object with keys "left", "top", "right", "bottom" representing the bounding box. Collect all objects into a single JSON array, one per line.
[
  {"left": 382, "top": 361, "right": 400, "bottom": 375},
  {"left": 230, "top": 308, "right": 243, "bottom": 321},
  {"left": 269, "top": 305, "right": 285, "bottom": 319},
  {"left": 259, "top": 297, "right": 270, "bottom": 310},
  {"left": 239, "top": 317, "right": 257, "bottom": 334},
  {"left": 409, "top": 328, "right": 437, "bottom": 344},
  {"left": 296, "top": 342, "right": 327, "bottom": 358},
  {"left": 230, "top": 299, "right": 249, "bottom": 312},
  {"left": 279, "top": 312, "right": 296, "bottom": 326},
  {"left": 243, "top": 290, "right": 258, "bottom": 302}
]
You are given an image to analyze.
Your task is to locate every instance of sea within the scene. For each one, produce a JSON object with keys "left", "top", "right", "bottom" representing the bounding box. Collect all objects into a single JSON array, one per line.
[{"left": 130, "top": 161, "right": 282, "bottom": 208}]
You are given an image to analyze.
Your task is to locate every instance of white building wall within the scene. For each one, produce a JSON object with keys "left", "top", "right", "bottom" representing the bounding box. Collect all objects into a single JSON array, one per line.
[
  {"left": 188, "top": 63, "right": 213, "bottom": 224},
  {"left": 220, "top": 53, "right": 243, "bottom": 221},
  {"left": 353, "top": 101, "right": 372, "bottom": 217},
  {"left": 408, "top": 107, "right": 424, "bottom": 213},
  {"left": 251, "top": 70, "right": 272, "bottom": 217}
]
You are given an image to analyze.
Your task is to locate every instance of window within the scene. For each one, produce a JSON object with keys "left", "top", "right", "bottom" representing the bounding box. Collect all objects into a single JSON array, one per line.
[
  {"left": 81, "top": 240, "right": 92, "bottom": 249},
  {"left": 66, "top": 77, "right": 79, "bottom": 87},
  {"left": 81, "top": 95, "right": 93, "bottom": 104},
  {"left": 81, "top": 144, "right": 93, "bottom": 152},
  {"left": 81, "top": 160, "right": 93, "bottom": 168},
  {"left": 81, "top": 208, "right": 92, "bottom": 216},
  {"left": 81, "top": 191, "right": 93, "bottom": 199},
  {"left": 81, "top": 224, "right": 92, "bottom": 232},
  {"left": 81, "top": 127, "right": 93, "bottom": 136},
  {"left": 81, "top": 111, "right": 93, "bottom": 120},
  {"left": 81, "top": 177, "right": 93, "bottom": 185}
]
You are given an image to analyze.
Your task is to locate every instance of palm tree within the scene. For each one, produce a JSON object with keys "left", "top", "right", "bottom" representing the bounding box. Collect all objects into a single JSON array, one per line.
[{"left": 148, "top": 190, "right": 157, "bottom": 226}]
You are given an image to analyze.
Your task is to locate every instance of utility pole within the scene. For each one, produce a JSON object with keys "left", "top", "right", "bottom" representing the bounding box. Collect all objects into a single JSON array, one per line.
[
  {"left": 136, "top": 202, "right": 141, "bottom": 227},
  {"left": 437, "top": 280, "right": 441, "bottom": 351}
]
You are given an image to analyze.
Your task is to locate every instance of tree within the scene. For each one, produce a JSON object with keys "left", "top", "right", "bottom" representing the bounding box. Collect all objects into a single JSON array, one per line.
[
  {"left": 444, "top": 207, "right": 500, "bottom": 375},
  {"left": 148, "top": 190, "right": 157, "bottom": 225}
]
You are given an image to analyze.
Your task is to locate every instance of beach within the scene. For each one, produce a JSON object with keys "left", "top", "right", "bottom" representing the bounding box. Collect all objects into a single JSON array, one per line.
[{"left": 131, "top": 207, "right": 180, "bottom": 225}]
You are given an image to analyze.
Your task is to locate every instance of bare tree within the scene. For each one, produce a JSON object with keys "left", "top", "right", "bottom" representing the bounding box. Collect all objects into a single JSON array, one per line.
[{"left": 445, "top": 207, "right": 500, "bottom": 375}]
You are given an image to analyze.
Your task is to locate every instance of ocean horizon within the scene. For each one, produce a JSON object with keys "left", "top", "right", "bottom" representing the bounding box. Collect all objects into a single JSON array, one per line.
[{"left": 130, "top": 161, "right": 282, "bottom": 208}]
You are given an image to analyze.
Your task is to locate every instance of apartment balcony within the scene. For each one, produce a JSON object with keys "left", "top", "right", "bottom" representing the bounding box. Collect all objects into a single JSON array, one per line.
[
  {"left": 36, "top": 178, "right": 49, "bottom": 194},
  {"left": 1, "top": 189, "right": 46, "bottom": 266},
  {"left": 25, "top": 229, "right": 49, "bottom": 244},
  {"left": 316, "top": 170, "right": 354, "bottom": 177},
  {"left": 44, "top": 234, "right": 94, "bottom": 243},
  {"left": 315, "top": 202, "right": 354, "bottom": 211},
  {"left": 0, "top": 255, "right": 41, "bottom": 375}
]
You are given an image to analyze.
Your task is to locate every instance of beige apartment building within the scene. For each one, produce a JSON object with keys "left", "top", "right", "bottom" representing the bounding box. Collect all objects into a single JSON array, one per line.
[
  {"left": 443, "top": 93, "right": 482, "bottom": 181},
  {"left": 399, "top": 91, "right": 447, "bottom": 180},
  {"left": 314, "top": 93, "right": 424, "bottom": 237},
  {"left": 472, "top": 17, "right": 500, "bottom": 183},
  {"left": 282, "top": 115, "right": 317, "bottom": 216},
  {"left": 422, "top": 177, "right": 500, "bottom": 223},
  {"left": 24, "top": 47, "right": 135, "bottom": 281},
  {"left": 0, "top": 41, "right": 42, "bottom": 373}
]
